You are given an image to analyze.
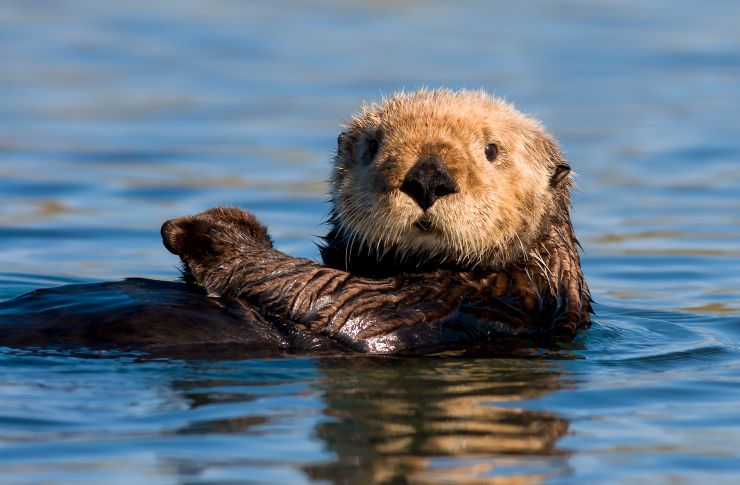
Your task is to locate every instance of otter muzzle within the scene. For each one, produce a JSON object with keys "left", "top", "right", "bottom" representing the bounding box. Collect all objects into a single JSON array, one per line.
[{"left": 400, "top": 159, "right": 457, "bottom": 211}]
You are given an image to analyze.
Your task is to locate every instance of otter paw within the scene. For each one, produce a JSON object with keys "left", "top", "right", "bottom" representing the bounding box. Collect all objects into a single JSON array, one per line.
[
  {"left": 161, "top": 207, "right": 272, "bottom": 272},
  {"left": 161, "top": 215, "right": 215, "bottom": 259},
  {"left": 195, "top": 207, "right": 272, "bottom": 248}
]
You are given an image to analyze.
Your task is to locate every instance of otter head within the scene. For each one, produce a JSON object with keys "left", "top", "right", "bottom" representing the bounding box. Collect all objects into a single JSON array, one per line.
[{"left": 330, "top": 89, "right": 572, "bottom": 271}]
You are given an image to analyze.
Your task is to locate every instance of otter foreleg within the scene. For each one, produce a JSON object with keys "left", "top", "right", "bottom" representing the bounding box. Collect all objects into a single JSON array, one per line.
[{"left": 162, "top": 207, "right": 483, "bottom": 352}]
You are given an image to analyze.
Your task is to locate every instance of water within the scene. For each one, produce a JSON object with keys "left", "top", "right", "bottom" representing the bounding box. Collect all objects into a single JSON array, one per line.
[{"left": 1, "top": 0, "right": 739, "bottom": 483}]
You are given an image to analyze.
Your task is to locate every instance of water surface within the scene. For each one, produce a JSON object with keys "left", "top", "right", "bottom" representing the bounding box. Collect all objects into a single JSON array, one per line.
[{"left": 1, "top": 1, "right": 739, "bottom": 483}]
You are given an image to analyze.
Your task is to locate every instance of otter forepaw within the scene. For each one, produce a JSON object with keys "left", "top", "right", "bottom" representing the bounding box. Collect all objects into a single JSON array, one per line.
[
  {"left": 161, "top": 207, "right": 272, "bottom": 282},
  {"left": 193, "top": 207, "right": 272, "bottom": 249}
]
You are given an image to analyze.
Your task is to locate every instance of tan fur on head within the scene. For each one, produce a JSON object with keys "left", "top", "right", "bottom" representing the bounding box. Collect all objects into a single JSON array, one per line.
[{"left": 331, "top": 88, "right": 570, "bottom": 271}]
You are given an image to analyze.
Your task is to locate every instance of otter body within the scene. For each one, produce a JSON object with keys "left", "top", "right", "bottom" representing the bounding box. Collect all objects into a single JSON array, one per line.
[{"left": 0, "top": 90, "right": 592, "bottom": 355}]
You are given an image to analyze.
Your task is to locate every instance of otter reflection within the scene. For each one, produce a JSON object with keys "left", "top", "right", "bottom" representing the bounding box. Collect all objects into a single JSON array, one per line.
[{"left": 304, "top": 356, "right": 572, "bottom": 484}]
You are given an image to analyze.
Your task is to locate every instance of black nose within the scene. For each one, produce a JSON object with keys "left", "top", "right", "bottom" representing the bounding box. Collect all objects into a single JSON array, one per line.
[{"left": 400, "top": 159, "right": 458, "bottom": 211}]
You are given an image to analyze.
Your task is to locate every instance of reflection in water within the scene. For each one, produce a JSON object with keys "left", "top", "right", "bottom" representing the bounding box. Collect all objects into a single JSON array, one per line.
[
  {"left": 304, "top": 357, "right": 572, "bottom": 484},
  {"left": 134, "top": 356, "right": 574, "bottom": 483}
]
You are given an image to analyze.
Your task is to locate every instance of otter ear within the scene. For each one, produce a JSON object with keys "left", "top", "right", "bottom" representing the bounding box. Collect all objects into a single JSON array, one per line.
[
  {"left": 337, "top": 131, "right": 351, "bottom": 152},
  {"left": 336, "top": 131, "right": 356, "bottom": 165},
  {"left": 538, "top": 136, "right": 570, "bottom": 188},
  {"left": 550, "top": 163, "right": 571, "bottom": 187}
]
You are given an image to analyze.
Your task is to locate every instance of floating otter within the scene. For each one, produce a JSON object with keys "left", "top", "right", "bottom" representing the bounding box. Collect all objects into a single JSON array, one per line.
[{"left": 0, "top": 89, "right": 591, "bottom": 355}]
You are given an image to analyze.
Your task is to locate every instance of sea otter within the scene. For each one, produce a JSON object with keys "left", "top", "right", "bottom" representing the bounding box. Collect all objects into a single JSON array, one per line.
[{"left": 0, "top": 89, "right": 591, "bottom": 355}]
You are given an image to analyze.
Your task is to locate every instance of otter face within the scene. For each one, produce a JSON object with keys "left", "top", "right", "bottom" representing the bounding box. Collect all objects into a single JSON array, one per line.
[{"left": 331, "top": 89, "right": 570, "bottom": 270}]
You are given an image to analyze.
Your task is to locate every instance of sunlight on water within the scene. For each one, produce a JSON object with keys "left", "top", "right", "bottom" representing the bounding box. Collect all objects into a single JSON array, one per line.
[{"left": 1, "top": 0, "right": 739, "bottom": 483}]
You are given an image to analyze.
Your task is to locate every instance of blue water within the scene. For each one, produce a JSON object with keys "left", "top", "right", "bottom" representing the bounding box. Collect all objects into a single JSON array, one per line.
[{"left": 1, "top": 1, "right": 739, "bottom": 483}]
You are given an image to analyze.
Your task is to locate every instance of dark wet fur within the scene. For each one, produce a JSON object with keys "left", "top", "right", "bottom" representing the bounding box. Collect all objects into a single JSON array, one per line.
[{"left": 0, "top": 278, "right": 350, "bottom": 357}]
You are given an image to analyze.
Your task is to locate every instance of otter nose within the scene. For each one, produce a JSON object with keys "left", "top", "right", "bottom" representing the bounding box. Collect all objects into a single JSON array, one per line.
[{"left": 400, "top": 159, "right": 457, "bottom": 211}]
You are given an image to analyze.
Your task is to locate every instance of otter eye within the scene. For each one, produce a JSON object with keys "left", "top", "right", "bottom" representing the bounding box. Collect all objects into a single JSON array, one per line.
[
  {"left": 367, "top": 139, "right": 379, "bottom": 159},
  {"left": 485, "top": 143, "right": 498, "bottom": 162}
]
